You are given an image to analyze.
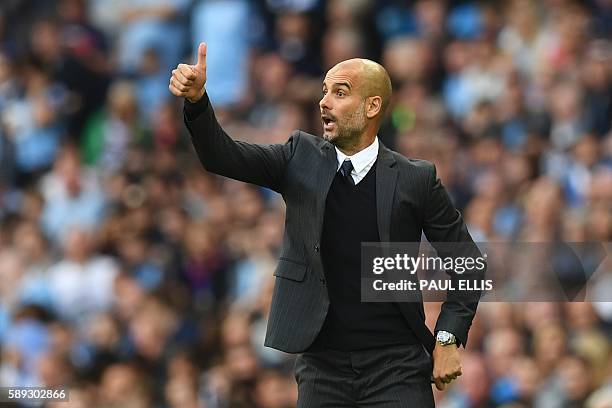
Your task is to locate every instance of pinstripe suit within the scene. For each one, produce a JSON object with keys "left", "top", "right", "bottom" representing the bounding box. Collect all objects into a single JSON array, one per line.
[{"left": 185, "top": 94, "right": 483, "bottom": 406}]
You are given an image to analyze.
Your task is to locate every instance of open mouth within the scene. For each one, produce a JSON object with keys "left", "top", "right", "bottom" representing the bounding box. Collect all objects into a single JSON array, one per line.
[{"left": 322, "top": 115, "right": 336, "bottom": 131}]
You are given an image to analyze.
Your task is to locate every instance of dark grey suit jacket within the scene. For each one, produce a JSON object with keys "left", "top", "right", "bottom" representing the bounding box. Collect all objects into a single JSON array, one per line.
[{"left": 184, "top": 94, "right": 484, "bottom": 354}]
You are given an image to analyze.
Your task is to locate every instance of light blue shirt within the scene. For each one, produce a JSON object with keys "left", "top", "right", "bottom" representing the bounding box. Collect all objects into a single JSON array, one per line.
[{"left": 334, "top": 137, "right": 379, "bottom": 185}]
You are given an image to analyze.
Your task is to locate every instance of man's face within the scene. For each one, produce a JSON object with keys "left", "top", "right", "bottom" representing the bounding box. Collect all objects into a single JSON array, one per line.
[{"left": 319, "top": 65, "right": 367, "bottom": 146}]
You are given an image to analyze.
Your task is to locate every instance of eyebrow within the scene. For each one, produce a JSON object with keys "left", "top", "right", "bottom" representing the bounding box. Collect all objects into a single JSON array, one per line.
[{"left": 323, "top": 81, "right": 352, "bottom": 90}]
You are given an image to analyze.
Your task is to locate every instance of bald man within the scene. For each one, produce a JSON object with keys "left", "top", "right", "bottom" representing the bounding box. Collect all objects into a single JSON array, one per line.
[{"left": 170, "top": 44, "right": 483, "bottom": 407}]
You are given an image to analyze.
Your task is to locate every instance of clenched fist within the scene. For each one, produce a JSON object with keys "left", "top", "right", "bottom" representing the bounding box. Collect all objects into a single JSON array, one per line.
[
  {"left": 432, "top": 342, "right": 462, "bottom": 391},
  {"left": 169, "top": 42, "right": 207, "bottom": 103}
]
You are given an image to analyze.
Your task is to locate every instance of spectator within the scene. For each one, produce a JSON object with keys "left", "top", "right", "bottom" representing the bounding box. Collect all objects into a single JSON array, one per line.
[
  {"left": 47, "top": 226, "right": 118, "bottom": 324},
  {"left": 40, "top": 145, "right": 107, "bottom": 241}
]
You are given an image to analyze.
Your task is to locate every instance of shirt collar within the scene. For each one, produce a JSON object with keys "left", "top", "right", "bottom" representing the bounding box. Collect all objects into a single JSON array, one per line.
[{"left": 335, "top": 137, "right": 379, "bottom": 173}]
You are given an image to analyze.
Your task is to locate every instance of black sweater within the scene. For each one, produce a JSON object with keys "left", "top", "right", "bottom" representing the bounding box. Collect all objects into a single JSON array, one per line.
[{"left": 313, "top": 163, "right": 417, "bottom": 351}]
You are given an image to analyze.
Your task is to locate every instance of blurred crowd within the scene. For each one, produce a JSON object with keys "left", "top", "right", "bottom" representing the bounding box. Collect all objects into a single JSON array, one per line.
[{"left": 0, "top": 0, "right": 610, "bottom": 407}]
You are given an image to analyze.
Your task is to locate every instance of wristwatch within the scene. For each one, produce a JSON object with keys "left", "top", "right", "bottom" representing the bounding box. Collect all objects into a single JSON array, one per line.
[{"left": 436, "top": 330, "right": 456, "bottom": 346}]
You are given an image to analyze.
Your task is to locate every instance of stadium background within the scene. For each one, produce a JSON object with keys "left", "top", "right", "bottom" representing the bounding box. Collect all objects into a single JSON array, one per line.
[{"left": 0, "top": 0, "right": 610, "bottom": 407}]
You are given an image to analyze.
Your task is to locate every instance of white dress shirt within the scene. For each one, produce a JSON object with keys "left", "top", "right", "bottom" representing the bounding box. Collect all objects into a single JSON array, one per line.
[{"left": 335, "top": 137, "right": 379, "bottom": 185}]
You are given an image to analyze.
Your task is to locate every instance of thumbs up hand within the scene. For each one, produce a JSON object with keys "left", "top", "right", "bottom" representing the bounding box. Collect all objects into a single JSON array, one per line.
[{"left": 169, "top": 42, "right": 207, "bottom": 102}]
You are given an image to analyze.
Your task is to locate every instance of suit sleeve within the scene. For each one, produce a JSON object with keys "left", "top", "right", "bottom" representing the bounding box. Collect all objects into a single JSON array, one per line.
[
  {"left": 184, "top": 93, "right": 297, "bottom": 193},
  {"left": 422, "top": 163, "right": 485, "bottom": 347}
]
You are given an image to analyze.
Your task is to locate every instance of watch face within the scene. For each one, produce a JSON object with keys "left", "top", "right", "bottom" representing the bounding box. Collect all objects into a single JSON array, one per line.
[{"left": 437, "top": 332, "right": 451, "bottom": 343}]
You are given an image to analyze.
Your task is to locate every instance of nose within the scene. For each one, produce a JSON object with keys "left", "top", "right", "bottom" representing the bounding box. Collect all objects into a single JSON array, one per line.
[{"left": 319, "top": 92, "right": 331, "bottom": 111}]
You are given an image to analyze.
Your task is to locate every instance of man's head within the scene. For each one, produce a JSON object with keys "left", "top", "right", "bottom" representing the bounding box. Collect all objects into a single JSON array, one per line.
[{"left": 320, "top": 59, "right": 392, "bottom": 152}]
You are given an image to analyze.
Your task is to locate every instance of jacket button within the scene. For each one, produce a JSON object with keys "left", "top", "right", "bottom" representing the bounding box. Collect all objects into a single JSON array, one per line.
[
  {"left": 319, "top": 277, "right": 326, "bottom": 285},
  {"left": 314, "top": 244, "right": 320, "bottom": 252}
]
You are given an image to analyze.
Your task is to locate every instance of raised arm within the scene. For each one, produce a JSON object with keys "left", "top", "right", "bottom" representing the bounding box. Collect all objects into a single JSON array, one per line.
[{"left": 169, "top": 43, "right": 296, "bottom": 193}]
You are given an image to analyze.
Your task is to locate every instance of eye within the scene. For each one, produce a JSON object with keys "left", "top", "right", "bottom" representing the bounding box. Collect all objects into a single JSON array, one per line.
[
  {"left": 337, "top": 90, "right": 345, "bottom": 97},
  {"left": 322, "top": 89, "right": 327, "bottom": 96}
]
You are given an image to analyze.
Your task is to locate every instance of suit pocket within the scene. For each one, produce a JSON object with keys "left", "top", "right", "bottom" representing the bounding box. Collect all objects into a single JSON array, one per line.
[{"left": 273, "top": 258, "right": 308, "bottom": 282}]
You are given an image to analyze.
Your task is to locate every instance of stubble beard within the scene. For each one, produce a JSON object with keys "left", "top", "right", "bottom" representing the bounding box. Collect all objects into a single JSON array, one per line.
[{"left": 327, "top": 101, "right": 367, "bottom": 150}]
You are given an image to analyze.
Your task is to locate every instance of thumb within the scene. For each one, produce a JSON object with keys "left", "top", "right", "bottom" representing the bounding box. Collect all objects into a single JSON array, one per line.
[{"left": 195, "top": 42, "right": 207, "bottom": 69}]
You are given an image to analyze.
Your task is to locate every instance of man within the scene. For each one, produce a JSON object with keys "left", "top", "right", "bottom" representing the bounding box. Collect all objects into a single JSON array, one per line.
[{"left": 169, "top": 43, "right": 483, "bottom": 407}]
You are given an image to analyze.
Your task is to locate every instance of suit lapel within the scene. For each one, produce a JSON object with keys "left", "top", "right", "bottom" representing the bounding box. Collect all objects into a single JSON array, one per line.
[
  {"left": 375, "top": 146, "right": 434, "bottom": 352},
  {"left": 376, "top": 143, "right": 398, "bottom": 243}
]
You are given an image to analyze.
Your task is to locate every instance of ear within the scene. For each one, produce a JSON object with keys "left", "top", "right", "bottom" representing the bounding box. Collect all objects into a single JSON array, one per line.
[{"left": 366, "top": 96, "right": 382, "bottom": 119}]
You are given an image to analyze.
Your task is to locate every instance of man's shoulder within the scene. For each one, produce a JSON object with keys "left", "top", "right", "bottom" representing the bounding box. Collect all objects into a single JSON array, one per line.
[
  {"left": 386, "top": 151, "right": 437, "bottom": 193},
  {"left": 386, "top": 148, "right": 436, "bottom": 176},
  {"left": 291, "top": 129, "right": 325, "bottom": 148},
  {"left": 285, "top": 130, "right": 331, "bottom": 161}
]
